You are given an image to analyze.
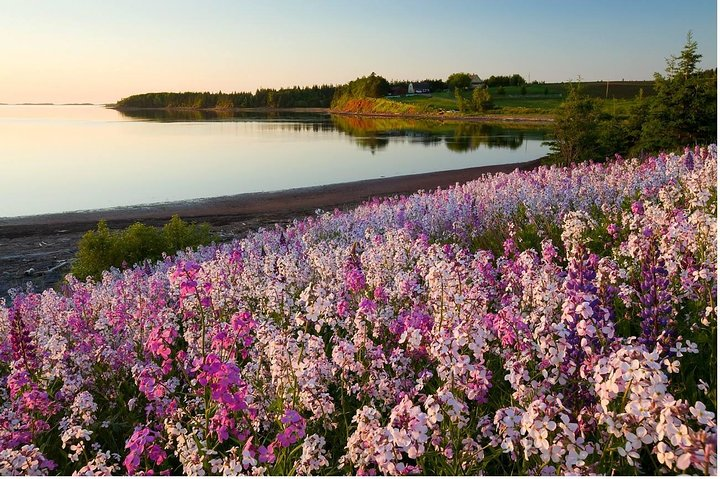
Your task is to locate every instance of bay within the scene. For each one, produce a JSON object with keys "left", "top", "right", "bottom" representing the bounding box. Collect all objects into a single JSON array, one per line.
[{"left": 0, "top": 105, "right": 549, "bottom": 218}]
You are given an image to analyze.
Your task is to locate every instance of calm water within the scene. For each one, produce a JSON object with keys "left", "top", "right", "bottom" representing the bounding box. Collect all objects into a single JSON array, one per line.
[{"left": 0, "top": 105, "right": 549, "bottom": 218}]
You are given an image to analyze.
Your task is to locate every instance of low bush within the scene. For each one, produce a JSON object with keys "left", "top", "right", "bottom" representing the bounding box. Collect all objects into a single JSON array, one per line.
[{"left": 71, "top": 215, "right": 214, "bottom": 280}]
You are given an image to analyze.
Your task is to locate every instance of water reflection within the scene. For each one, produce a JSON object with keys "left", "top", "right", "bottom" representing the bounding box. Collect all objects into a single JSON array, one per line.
[
  {"left": 114, "top": 109, "right": 548, "bottom": 154},
  {"left": 116, "top": 108, "right": 329, "bottom": 123},
  {"left": 1, "top": 106, "right": 550, "bottom": 217},
  {"left": 330, "top": 115, "right": 542, "bottom": 153}
]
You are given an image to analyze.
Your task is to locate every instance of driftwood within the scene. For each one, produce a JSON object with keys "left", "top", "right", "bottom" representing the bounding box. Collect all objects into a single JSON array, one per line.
[
  {"left": 27, "top": 260, "right": 72, "bottom": 277},
  {"left": 45, "top": 260, "right": 70, "bottom": 274}
]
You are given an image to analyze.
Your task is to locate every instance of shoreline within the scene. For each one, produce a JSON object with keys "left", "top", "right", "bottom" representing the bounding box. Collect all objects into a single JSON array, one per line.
[
  {"left": 0, "top": 159, "right": 543, "bottom": 296},
  {"left": 109, "top": 105, "right": 554, "bottom": 125},
  {"left": 0, "top": 159, "right": 543, "bottom": 235}
]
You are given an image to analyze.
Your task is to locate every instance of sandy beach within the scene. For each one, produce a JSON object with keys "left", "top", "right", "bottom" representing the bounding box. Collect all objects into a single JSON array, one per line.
[{"left": 0, "top": 158, "right": 541, "bottom": 297}]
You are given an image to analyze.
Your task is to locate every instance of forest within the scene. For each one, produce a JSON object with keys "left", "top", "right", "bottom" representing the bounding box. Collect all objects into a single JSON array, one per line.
[{"left": 114, "top": 85, "right": 337, "bottom": 109}]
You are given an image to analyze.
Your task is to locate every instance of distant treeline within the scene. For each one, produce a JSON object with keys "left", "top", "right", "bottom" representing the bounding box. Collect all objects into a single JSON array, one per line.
[
  {"left": 388, "top": 79, "right": 447, "bottom": 93},
  {"left": 484, "top": 74, "right": 526, "bottom": 87},
  {"left": 114, "top": 74, "right": 658, "bottom": 111},
  {"left": 115, "top": 85, "right": 336, "bottom": 109}
]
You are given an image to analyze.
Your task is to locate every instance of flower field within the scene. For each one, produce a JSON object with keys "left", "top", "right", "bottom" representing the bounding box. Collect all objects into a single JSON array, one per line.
[{"left": 0, "top": 146, "right": 716, "bottom": 475}]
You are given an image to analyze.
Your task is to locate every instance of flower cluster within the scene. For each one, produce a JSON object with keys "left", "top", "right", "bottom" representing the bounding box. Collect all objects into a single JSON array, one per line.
[{"left": 0, "top": 146, "right": 716, "bottom": 475}]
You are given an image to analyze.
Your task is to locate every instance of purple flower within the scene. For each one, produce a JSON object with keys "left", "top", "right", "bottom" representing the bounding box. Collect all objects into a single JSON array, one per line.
[
  {"left": 124, "top": 427, "right": 164, "bottom": 475},
  {"left": 638, "top": 256, "right": 676, "bottom": 356},
  {"left": 606, "top": 223, "right": 619, "bottom": 238},
  {"left": 276, "top": 409, "right": 306, "bottom": 448},
  {"left": 631, "top": 201, "right": 644, "bottom": 216}
]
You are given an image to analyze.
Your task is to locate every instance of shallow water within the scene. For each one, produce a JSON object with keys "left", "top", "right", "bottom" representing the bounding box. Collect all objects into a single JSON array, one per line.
[{"left": 0, "top": 105, "right": 549, "bottom": 217}]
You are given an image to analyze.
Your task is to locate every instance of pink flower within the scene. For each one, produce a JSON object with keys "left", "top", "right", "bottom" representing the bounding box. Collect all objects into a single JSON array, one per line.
[
  {"left": 631, "top": 201, "right": 644, "bottom": 216},
  {"left": 124, "top": 427, "right": 164, "bottom": 475}
]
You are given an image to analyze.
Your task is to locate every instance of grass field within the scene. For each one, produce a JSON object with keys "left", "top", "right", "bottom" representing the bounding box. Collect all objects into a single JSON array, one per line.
[{"left": 391, "top": 80, "right": 654, "bottom": 117}]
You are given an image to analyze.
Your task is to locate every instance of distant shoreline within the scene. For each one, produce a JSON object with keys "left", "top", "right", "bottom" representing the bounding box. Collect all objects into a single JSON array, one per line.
[
  {"left": 109, "top": 105, "right": 554, "bottom": 124},
  {"left": 110, "top": 105, "right": 330, "bottom": 114}
]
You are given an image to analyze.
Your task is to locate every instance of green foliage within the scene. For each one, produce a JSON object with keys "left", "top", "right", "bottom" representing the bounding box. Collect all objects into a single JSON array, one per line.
[
  {"left": 638, "top": 32, "right": 717, "bottom": 151},
  {"left": 454, "top": 87, "right": 468, "bottom": 113},
  {"left": 485, "top": 73, "right": 526, "bottom": 87},
  {"left": 115, "top": 85, "right": 337, "bottom": 109},
  {"left": 389, "top": 78, "right": 446, "bottom": 93},
  {"left": 330, "top": 73, "right": 391, "bottom": 109},
  {"left": 447, "top": 72, "right": 472, "bottom": 90},
  {"left": 547, "top": 82, "right": 603, "bottom": 165},
  {"left": 547, "top": 33, "right": 716, "bottom": 166},
  {"left": 471, "top": 87, "right": 494, "bottom": 112},
  {"left": 71, "top": 215, "right": 215, "bottom": 281}
]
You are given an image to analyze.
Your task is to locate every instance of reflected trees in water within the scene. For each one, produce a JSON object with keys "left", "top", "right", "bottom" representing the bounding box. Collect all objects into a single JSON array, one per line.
[{"left": 115, "top": 108, "right": 547, "bottom": 154}]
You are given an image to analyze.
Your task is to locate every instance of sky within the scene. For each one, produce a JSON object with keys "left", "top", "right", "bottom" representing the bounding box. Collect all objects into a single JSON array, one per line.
[{"left": 0, "top": 0, "right": 716, "bottom": 104}]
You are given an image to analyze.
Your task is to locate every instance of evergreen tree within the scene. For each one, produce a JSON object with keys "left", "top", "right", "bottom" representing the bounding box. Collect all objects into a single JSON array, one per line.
[{"left": 639, "top": 32, "right": 717, "bottom": 149}]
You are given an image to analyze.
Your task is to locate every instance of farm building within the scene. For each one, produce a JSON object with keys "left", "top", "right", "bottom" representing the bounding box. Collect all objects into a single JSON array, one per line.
[
  {"left": 470, "top": 74, "right": 483, "bottom": 89},
  {"left": 408, "top": 81, "right": 431, "bottom": 94}
]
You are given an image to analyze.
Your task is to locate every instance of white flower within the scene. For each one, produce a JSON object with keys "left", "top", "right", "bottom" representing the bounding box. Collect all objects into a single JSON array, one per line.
[
  {"left": 697, "top": 379, "right": 709, "bottom": 393},
  {"left": 575, "top": 302, "right": 594, "bottom": 320},
  {"left": 663, "top": 359, "right": 680, "bottom": 373},
  {"left": 676, "top": 452, "right": 693, "bottom": 470},
  {"left": 655, "top": 442, "right": 675, "bottom": 468},
  {"left": 689, "top": 401, "right": 715, "bottom": 425}
]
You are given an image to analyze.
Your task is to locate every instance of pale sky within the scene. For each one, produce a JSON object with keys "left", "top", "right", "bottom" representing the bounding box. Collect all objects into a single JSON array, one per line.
[{"left": 0, "top": 0, "right": 716, "bottom": 104}]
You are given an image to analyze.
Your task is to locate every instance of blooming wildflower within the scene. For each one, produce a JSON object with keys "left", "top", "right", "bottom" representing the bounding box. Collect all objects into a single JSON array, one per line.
[
  {"left": 698, "top": 379, "right": 709, "bottom": 393},
  {"left": 295, "top": 434, "right": 329, "bottom": 474},
  {"left": 276, "top": 409, "right": 306, "bottom": 448},
  {"left": 0, "top": 148, "right": 716, "bottom": 475},
  {"left": 689, "top": 402, "right": 715, "bottom": 426}
]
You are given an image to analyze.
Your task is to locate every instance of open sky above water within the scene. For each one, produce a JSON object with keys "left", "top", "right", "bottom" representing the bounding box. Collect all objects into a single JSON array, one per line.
[{"left": 0, "top": 0, "right": 716, "bottom": 104}]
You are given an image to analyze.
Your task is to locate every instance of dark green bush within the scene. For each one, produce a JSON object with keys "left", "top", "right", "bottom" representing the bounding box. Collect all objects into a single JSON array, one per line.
[{"left": 71, "top": 215, "right": 215, "bottom": 280}]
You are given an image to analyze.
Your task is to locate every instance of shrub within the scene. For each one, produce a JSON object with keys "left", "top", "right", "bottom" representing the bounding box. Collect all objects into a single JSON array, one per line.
[{"left": 71, "top": 215, "right": 214, "bottom": 280}]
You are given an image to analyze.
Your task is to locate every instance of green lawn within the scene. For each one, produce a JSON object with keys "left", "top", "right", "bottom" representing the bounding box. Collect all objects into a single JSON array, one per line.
[
  {"left": 392, "top": 91, "right": 458, "bottom": 111},
  {"left": 394, "top": 90, "right": 561, "bottom": 115},
  {"left": 389, "top": 81, "right": 653, "bottom": 117}
]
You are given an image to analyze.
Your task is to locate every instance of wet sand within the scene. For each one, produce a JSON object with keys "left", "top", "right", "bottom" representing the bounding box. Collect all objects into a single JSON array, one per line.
[{"left": 0, "top": 159, "right": 542, "bottom": 296}]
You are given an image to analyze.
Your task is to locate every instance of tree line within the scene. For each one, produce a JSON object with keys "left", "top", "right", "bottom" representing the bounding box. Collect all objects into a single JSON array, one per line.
[
  {"left": 115, "top": 71, "right": 532, "bottom": 110},
  {"left": 548, "top": 33, "right": 716, "bottom": 165},
  {"left": 115, "top": 85, "right": 336, "bottom": 109}
]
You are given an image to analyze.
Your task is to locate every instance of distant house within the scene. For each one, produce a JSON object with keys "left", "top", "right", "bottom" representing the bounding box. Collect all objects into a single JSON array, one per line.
[
  {"left": 470, "top": 74, "right": 483, "bottom": 89},
  {"left": 408, "top": 82, "right": 431, "bottom": 94}
]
